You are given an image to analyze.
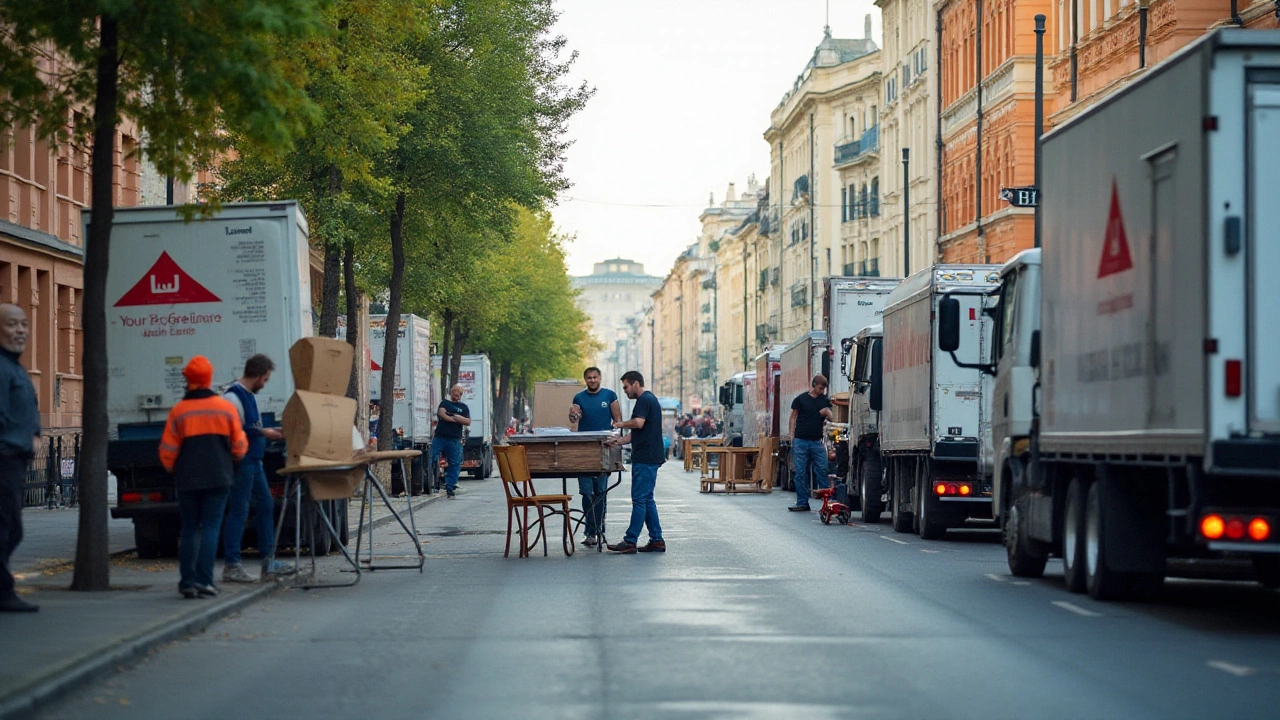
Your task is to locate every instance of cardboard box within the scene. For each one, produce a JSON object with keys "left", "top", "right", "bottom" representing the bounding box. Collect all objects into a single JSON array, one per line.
[
  {"left": 289, "top": 337, "right": 353, "bottom": 394},
  {"left": 307, "top": 466, "right": 365, "bottom": 500},
  {"left": 282, "top": 390, "right": 358, "bottom": 461},
  {"left": 532, "top": 380, "right": 584, "bottom": 430}
]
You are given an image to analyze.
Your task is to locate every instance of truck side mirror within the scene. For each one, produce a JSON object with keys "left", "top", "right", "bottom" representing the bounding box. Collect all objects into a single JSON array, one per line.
[
  {"left": 938, "top": 295, "right": 961, "bottom": 352},
  {"left": 718, "top": 386, "right": 730, "bottom": 406},
  {"left": 1030, "top": 330, "right": 1041, "bottom": 370},
  {"left": 821, "top": 348, "right": 832, "bottom": 381},
  {"left": 869, "top": 340, "right": 884, "bottom": 412}
]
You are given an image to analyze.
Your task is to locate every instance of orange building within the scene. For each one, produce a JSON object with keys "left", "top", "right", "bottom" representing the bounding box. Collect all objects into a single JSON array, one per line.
[{"left": 936, "top": 0, "right": 1276, "bottom": 266}]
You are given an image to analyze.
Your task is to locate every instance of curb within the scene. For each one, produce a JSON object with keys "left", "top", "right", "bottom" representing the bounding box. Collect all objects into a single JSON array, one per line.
[
  {"left": 0, "top": 582, "right": 279, "bottom": 720},
  {"left": 0, "top": 491, "right": 447, "bottom": 719}
]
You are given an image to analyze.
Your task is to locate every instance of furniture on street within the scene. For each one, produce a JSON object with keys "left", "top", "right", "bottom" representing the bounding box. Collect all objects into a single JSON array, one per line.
[
  {"left": 495, "top": 444, "right": 575, "bottom": 558},
  {"left": 507, "top": 431, "right": 625, "bottom": 553}
]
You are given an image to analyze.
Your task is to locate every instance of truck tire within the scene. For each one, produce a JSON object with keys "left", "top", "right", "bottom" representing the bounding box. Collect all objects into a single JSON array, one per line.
[
  {"left": 890, "top": 461, "right": 912, "bottom": 533},
  {"left": 1084, "top": 481, "right": 1126, "bottom": 600},
  {"left": 134, "top": 517, "right": 175, "bottom": 559},
  {"left": 410, "top": 455, "right": 426, "bottom": 495},
  {"left": 1005, "top": 496, "right": 1048, "bottom": 578},
  {"left": 333, "top": 500, "right": 350, "bottom": 552},
  {"left": 1062, "top": 477, "right": 1087, "bottom": 593},
  {"left": 861, "top": 454, "right": 884, "bottom": 523},
  {"left": 916, "top": 463, "right": 947, "bottom": 540},
  {"left": 308, "top": 500, "right": 332, "bottom": 557}
]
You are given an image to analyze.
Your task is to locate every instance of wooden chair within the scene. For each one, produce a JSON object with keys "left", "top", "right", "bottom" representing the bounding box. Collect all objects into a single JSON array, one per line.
[{"left": 493, "top": 445, "right": 575, "bottom": 558}]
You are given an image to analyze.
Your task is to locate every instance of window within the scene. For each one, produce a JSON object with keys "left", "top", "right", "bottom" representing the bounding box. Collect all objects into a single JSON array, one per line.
[
  {"left": 842, "top": 187, "right": 849, "bottom": 222},
  {"left": 999, "top": 269, "right": 1019, "bottom": 361}
]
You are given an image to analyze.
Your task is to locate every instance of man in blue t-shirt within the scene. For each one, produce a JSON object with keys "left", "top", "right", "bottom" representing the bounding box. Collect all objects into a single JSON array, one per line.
[
  {"left": 568, "top": 367, "right": 622, "bottom": 546},
  {"left": 605, "top": 371, "right": 666, "bottom": 554},
  {"left": 431, "top": 384, "right": 471, "bottom": 497}
]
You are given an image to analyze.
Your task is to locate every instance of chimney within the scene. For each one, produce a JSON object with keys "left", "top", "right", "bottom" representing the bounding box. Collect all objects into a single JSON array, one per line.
[
  {"left": 726, "top": 183, "right": 737, "bottom": 202},
  {"left": 865, "top": 14, "right": 873, "bottom": 41}
]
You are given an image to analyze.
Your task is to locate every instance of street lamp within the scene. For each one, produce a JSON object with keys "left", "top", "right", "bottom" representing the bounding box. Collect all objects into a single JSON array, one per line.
[{"left": 902, "top": 147, "right": 911, "bottom": 276}]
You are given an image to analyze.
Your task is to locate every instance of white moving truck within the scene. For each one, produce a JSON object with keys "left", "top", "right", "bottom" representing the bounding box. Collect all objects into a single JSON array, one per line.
[
  {"left": 940, "top": 30, "right": 1280, "bottom": 599},
  {"left": 369, "top": 313, "right": 434, "bottom": 493},
  {"left": 103, "top": 202, "right": 344, "bottom": 557},
  {"left": 432, "top": 353, "right": 494, "bottom": 479},
  {"left": 717, "top": 371, "right": 750, "bottom": 446},
  {"left": 878, "top": 265, "right": 1001, "bottom": 538},
  {"left": 778, "top": 331, "right": 830, "bottom": 492}
]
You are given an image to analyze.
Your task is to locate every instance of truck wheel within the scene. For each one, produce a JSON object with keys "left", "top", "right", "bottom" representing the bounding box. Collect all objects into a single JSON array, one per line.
[
  {"left": 890, "top": 462, "right": 912, "bottom": 533},
  {"left": 410, "top": 456, "right": 426, "bottom": 495},
  {"left": 309, "top": 501, "right": 332, "bottom": 557},
  {"left": 1005, "top": 497, "right": 1048, "bottom": 578},
  {"left": 1253, "top": 557, "right": 1280, "bottom": 589},
  {"left": 1063, "top": 477, "right": 1087, "bottom": 593},
  {"left": 1084, "top": 481, "right": 1126, "bottom": 600},
  {"left": 860, "top": 455, "right": 884, "bottom": 523},
  {"left": 917, "top": 462, "right": 947, "bottom": 540},
  {"left": 134, "top": 518, "right": 164, "bottom": 559},
  {"left": 335, "top": 500, "right": 350, "bottom": 551}
]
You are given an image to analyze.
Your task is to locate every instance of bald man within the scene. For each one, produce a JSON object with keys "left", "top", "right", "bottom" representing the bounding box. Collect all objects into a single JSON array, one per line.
[
  {"left": 431, "top": 384, "right": 471, "bottom": 497},
  {"left": 0, "top": 304, "right": 40, "bottom": 612}
]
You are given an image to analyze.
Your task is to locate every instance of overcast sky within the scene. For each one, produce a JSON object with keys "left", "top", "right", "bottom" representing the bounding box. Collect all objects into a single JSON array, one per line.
[{"left": 552, "top": 0, "right": 882, "bottom": 279}]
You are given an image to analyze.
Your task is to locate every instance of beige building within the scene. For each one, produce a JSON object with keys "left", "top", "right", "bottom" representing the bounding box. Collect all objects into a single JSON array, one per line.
[
  {"left": 571, "top": 258, "right": 660, "bottom": 396},
  {"left": 765, "top": 23, "right": 880, "bottom": 344},
  {"left": 877, "top": 0, "right": 937, "bottom": 277}
]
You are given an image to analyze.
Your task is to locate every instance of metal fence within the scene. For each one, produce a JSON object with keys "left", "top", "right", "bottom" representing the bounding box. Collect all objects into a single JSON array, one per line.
[{"left": 21, "top": 433, "right": 81, "bottom": 509}]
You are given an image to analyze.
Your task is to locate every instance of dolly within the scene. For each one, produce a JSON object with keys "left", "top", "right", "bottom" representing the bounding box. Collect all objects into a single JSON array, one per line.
[{"left": 813, "top": 485, "right": 852, "bottom": 525}]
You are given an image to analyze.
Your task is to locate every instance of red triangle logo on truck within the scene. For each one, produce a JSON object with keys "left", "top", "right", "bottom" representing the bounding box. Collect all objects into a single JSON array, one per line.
[
  {"left": 1097, "top": 181, "right": 1134, "bottom": 278},
  {"left": 114, "top": 252, "right": 221, "bottom": 307}
]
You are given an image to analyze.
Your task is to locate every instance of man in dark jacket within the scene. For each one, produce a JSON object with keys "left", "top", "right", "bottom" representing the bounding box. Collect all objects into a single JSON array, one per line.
[
  {"left": 0, "top": 304, "right": 40, "bottom": 612},
  {"left": 160, "top": 356, "right": 248, "bottom": 599}
]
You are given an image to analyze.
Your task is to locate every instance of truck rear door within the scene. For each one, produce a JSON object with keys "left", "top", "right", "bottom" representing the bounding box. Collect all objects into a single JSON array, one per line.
[{"left": 1248, "top": 77, "right": 1280, "bottom": 434}]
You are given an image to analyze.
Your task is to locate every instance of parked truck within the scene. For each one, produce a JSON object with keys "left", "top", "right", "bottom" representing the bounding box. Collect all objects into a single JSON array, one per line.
[
  {"left": 939, "top": 30, "right": 1280, "bottom": 599},
  {"left": 717, "top": 371, "right": 750, "bottom": 446},
  {"left": 845, "top": 323, "right": 884, "bottom": 516},
  {"left": 104, "top": 201, "right": 345, "bottom": 558},
  {"left": 432, "top": 353, "right": 494, "bottom": 479},
  {"left": 778, "top": 331, "right": 830, "bottom": 492},
  {"left": 368, "top": 314, "right": 434, "bottom": 494},
  {"left": 873, "top": 265, "right": 1001, "bottom": 538}
]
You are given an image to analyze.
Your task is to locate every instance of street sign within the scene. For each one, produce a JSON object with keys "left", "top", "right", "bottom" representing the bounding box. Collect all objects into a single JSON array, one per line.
[{"left": 1000, "top": 186, "right": 1039, "bottom": 207}]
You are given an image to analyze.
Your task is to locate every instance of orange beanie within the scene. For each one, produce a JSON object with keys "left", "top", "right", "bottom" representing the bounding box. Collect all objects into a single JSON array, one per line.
[{"left": 183, "top": 356, "right": 214, "bottom": 389}]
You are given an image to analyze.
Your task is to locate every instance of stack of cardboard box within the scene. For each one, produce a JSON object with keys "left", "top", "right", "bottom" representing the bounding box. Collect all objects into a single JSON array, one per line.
[{"left": 282, "top": 337, "right": 365, "bottom": 499}]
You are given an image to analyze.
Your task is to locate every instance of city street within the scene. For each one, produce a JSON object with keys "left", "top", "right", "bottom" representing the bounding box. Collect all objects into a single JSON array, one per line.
[{"left": 34, "top": 465, "right": 1280, "bottom": 720}]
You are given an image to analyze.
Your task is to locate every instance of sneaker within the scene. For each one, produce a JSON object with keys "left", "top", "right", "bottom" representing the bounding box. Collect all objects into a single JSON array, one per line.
[
  {"left": 0, "top": 594, "right": 39, "bottom": 612},
  {"left": 607, "top": 541, "right": 637, "bottom": 554},
  {"left": 583, "top": 536, "right": 598, "bottom": 547},
  {"left": 222, "top": 564, "right": 256, "bottom": 584},
  {"left": 178, "top": 585, "right": 198, "bottom": 600},
  {"left": 195, "top": 584, "right": 220, "bottom": 598},
  {"left": 787, "top": 504, "right": 812, "bottom": 512},
  {"left": 262, "top": 560, "right": 297, "bottom": 578},
  {"left": 446, "top": 488, "right": 456, "bottom": 498},
  {"left": 637, "top": 540, "right": 666, "bottom": 553}
]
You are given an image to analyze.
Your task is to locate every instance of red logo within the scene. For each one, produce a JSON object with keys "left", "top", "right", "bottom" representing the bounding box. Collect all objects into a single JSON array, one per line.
[
  {"left": 114, "top": 252, "right": 221, "bottom": 307},
  {"left": 1097, "top": 181, "right": 1134, "bottom": 278},
  {"left": 371, "top": 359, "right": 382, "bottom": 372}
]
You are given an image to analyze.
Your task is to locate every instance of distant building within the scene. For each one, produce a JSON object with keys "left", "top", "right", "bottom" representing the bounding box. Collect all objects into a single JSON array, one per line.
[{"left": 572, "top": 259, "right": 661, "bottom": 394}]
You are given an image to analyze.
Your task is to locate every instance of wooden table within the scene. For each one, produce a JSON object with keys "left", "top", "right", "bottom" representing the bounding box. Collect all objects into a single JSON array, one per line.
[
  {"left": 682, "top": 436, "right": 725, "bottom": 472},
  {"left": 700, "top": 446, "right": 767, "bottom": 494},
  {"left": 508, "top": 432, "right": 625, "bottom": 551}
]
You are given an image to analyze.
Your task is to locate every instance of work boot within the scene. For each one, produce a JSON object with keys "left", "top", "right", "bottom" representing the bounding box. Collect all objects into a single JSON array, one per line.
[
  {"left": 607, "top": 541, "right": 637, "bottom": 554},
  {"left": 222, "top": 563, "right": 256, "bottom": 584},
  {"left": 787, "top": 504, "right": 811, "bottom": 512},
  {"left": 637, "top": 540, "right": 666, "bottom": 553},
  {"left": 0, "top": 594, "right": 38, "bottom": 612}
]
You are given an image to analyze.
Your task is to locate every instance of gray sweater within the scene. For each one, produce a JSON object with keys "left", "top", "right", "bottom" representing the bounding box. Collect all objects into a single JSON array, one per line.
[{"left": 0, "top": 349, "right": 40, "bottom": 457}]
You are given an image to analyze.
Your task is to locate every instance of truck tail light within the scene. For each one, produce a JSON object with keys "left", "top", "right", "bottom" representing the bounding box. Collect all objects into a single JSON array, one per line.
[
  {"left": 1249, "top": 518, "right": 1271, "bottom": 542},
  {"left": 935, "top": 483, "right": 947, "bottom": 495},
  {"left": 147, "top": 492, "right": 164, "bottom": 502},
  {"left": 1200, "top": 514, "right": 1225, "bottom": 539},
  {"left": 1225, "top": 359, "right": 1242, "bottom": 397},
  {"left": 959, "top": 484, "right": 972, "bottom": 496},
  {"left": 121, "top": 492, "right": 143, "bottom": 504},
  {"left": 1225, "top": 518, "right": 1246, "bottom": 540}
]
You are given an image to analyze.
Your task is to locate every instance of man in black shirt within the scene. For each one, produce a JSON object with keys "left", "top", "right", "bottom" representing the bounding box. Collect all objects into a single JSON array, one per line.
[
  {"left": 0, "top": 304, "right": 39, "bottom": 612},
  {"left": 605, "top": 371, "right": 665, "bottom": 554},
  {"left": 788, "top": 374, "right": 833, "bottom": 512},
  {"left": 430, "top": 384, "right": 471, "bottom": 497}
]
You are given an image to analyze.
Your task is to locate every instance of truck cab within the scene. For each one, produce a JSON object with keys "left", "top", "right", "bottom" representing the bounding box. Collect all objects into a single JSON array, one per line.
[
  {"left": 718, "top": 372, "right": 749, "bottom": 446},
  {"left": 846, "top": 324, "right": 885, "bottom": 518}
]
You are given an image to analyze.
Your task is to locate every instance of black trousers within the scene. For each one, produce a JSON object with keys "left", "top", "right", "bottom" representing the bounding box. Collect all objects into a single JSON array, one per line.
[{"left": 0, "top": 455, "right": 28, "bottom": 598}]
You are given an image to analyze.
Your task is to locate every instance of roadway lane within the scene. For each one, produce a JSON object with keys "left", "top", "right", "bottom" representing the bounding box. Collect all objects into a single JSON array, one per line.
[{"left": 38, "top": 464, "right": 1280, "bottom": 719}]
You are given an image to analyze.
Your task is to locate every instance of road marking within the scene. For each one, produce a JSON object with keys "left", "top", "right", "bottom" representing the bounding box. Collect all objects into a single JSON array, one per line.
[
  {"left": 1011, "top": 581, "right": 1031, "bottom": 586},
  {"left": 985, "top": 573, "right": 1007, "bottom": 582},
  {"left": 919, "top": 549, "right": 941, "bottom": 554},
  {"left": 1052, "top": 600, "right": 1102, "bottom": 617},
  {"left": 1208, "top": 661, "right": 1255, "bottom": 677},
  {"left": 880, "top": 536, "right": 909, "bottom": 545}
]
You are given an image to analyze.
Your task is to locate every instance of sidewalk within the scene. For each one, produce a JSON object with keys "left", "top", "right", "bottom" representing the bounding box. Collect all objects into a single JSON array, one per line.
[{"left": 1, "top": 489, "right": 445, "bottom": 720}]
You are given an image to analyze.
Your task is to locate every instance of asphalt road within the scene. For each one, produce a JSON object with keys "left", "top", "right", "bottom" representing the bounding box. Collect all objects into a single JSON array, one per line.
[{"left": 37, "top": 465, "right": 1280, "bottom": 720}]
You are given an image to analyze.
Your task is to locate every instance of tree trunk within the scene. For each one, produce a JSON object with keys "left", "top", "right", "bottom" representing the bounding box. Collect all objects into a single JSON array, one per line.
[
  {"left": 439, "top": 309, "right": 454, "bottom": 399},
  {"left": 344, "top": 240, "right": 359, "bottom": 398},
  {"left": 377, "top": 192, "right": 406, "bottom": 451},
  {"left": 448, "top": 321, "right": 469, "bottom": 400},
  {"left": 496, "top": 359, "right": 512, "bottom": 437},
  {"left": 318, "top": 165, "right": 342, "bottom": 336},
  {"left": 72, "top": 15, "right": 119, "bottom": 592}
]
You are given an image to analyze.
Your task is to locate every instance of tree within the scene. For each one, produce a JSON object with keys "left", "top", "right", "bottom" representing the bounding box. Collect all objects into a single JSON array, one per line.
[{"left": 0, "top": 0, "right": 324, "bottom": 590}]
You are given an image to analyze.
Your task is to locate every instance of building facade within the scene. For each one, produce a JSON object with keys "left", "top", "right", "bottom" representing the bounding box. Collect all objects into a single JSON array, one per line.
[
  {"left": 765, "top": 24, "right": 880, "bottom": 344},
  {"left": 571, "top": 258, "right": 661, "bottom": 395}
]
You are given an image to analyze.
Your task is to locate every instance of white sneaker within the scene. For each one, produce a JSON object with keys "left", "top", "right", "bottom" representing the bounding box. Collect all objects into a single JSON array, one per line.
[{"left": 222, "top": 564, "right": 256, "bottom": 584}]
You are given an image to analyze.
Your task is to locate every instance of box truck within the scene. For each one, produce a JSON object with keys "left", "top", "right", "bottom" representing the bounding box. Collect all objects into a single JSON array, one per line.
[
  {"left": 368, "top": 313, "right": 434, "bottom": 493},
  {"left": 778, "top": 331, "right": 830, "bottom": 492},
  {"left": 717, "top": 371, "right": 750, "bottom": 446},
  {"left": 940, "top": 30, "right": 1280, "bottom": 599},
  {"left": 876, "top": 265, "right": 1001, "bottom": 538},
  {"left": 845, "top": 323, "right": 883, "bottom": 516},
  {"left": 432, "top": 353, "right": 494, "bottom": 478},
  {"left": 103, "top": 201, "right": 345, "bottom": 558}
]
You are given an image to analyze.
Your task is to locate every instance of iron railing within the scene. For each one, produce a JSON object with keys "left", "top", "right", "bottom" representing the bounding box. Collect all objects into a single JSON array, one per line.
[{"left": 22, "top": 433, "right": 81, "bottom": 508}]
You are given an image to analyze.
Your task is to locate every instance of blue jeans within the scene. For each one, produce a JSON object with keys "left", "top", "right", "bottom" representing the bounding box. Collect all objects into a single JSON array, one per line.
[
  {"left": 430, "top": 436, "right": 463, "bottom": 491},
  {"left": 577, "top": 474, "right": 609, "bottom": 538},
  {"left": 223, "top": 459, "right": 276, "bottom": 566},
  {"left": 792, "top": 438, "right": 829, "bottom": 506},
  {"left": 177, "top": 487, "right": 230, "bottom": 589},
  {"left": 623, "top": 463, "right": 662, "bottom": 545}
]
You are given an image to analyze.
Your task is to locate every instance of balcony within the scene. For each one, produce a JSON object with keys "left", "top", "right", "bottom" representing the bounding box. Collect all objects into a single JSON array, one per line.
[
  {"left": 702, "top": 277, "right": 716, "bottom": 290},
  {"left": 770, "top": 268, "right": 780, "bottom": 286},
  {"left": 859, "top": 258, "right": 880, "bottom": 277},
  {"left": 755, "top": 323, "right": 775, "bottom": 345},
  {"left": 701, "top": 322, "right": 713, "bottom": 334},
  {"left": 700, "top": 302, "right": 712, "bottom": 314},
  {"left": 834, "top": 125, "right": 879, "bottom": 166},
  {"left": 758, "top": 269, "right": 769, "bottom": 291},
  {"left": 698, "top": 367, "right": 712, "bottom": 380},
  {"left": 842, "top": 262, "right": 857, "bottom": 276},
  {"left": 792, "top": 174, "right": 809, "bottom": 203},
  {"left": 790, "top": 284, "right": 808, "bottom": 309}
]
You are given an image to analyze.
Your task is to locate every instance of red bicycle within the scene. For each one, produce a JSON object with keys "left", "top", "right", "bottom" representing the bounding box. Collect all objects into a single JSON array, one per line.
[{"left": 814, "top": 485, "right": 852, "bottom": 525}]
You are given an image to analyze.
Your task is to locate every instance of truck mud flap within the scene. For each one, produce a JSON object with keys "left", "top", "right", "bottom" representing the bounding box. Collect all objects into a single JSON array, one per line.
[{"left": 1098, "top": 467, "right": 1166, "bottom": 575}]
